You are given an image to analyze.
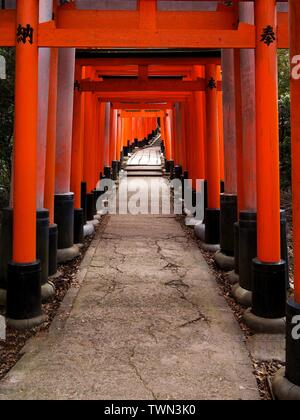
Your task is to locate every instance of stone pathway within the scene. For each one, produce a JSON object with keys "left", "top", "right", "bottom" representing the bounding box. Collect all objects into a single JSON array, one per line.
[
  {"left": 0, "top": 175, "right": 259, "bottom": 400},
  {"left": 127, "top": 146, "right": 162, "bottom": 166}
]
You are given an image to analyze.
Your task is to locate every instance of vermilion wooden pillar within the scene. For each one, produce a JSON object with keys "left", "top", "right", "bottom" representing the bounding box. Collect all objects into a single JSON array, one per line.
[
  {"left": 44, "top": 48, "right": 59, "bottom": 278},
  {"left": 34, "top": 0, "right": 55, "bottom": 299},
  {"left": 98, "top": 102, "right": 107, "bottom": 176},
  {"left": 37, "top": 0, "right": 52, "bottom": 210},
  {"left": 44, "top": 48, "right": 58, "bottom": 225},
  {"left": 109, "top": 108, "right": 118, "bottom": 164},
  {"left": 71, "top": 64, "right": 85, "bottom": 244},
  {"left": 164, "top": 110, "right": 172, "bottom": 161},
  {"left": 289, "top": 0, "right": 300, "bottom": 307},
  {"left": 272, "top": 0, "right": 300, "bottom": 398},
  {"left": 216, "top": 50, "right": 238, "bottom": 264},
  {"left": 217, "top": 65, "right": 225, "bottom": 184},
  {"left": 122, "top": 118, "right": 129, "bottom": 147},
  {"left": 185, "top": 96, "right": 196, "bottom": 182},
  {"left": 231, "top": 3, "right": 258, "bottom": 307},
  {"left": 103, "top": 102, "right": 111, "bottom": 169},
  {"left": 83, "top": 74, "right": 96, "bottom": 193},
  {"left": 54, "top": 48, "right": 79, "bottom": 262},
  {"left": 175, "top": 102, "right": 187, "bottom": 171},
  {"left": 7, "top": 0, "right": 44, "bottom": 328},
  {"left": 244, "top": 0, "right": 286, "bottom": 330},
  {"left": 222, "top": 51, "right": 237, "bottom": 197},
  {"left": 193, "top": 66, "right": 206, "bottom": 181},
  {"left": 93, "top": 99, "right": 101, "bottom": 187},
  {"left": 116, "top": 113, "right": 122, "bottom": 162},
  {"left": 204, "top": 64, "right": 220, "bottom": 245},
  {"left": 132, "top": 117, "right": 137, "bottom": 142},
  {"left": 172, "top": 104, "right": 180, "bottom": 166}
]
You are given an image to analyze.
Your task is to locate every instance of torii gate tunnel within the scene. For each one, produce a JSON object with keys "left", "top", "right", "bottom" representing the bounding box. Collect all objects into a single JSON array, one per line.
[{"left": 0, "top": 0, "right": 300, "bottom": 400}]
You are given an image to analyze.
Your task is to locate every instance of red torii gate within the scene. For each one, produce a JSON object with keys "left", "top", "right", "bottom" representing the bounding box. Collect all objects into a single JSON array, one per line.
[{"left": 0, "top": 0, "right": 299, "bottom": 400}]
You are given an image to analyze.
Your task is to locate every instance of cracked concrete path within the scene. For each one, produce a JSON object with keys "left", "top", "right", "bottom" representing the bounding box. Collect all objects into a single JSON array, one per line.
[{"left": 0, "top": 189, "right": 259, "bottom": 400}]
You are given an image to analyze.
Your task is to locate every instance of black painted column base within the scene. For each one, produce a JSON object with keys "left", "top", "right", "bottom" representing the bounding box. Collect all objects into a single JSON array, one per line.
[
  {"left": 280, "top": 210, "right": 290, "bottom": 289},
  {"left": 168, "top": 160, "right": 175, "bottom": 179},
  {"left": 112, "top": 161, "right": 120, "bottom": 181},
  {"left": 74, "top": 208, "right": 84, "bottom": 245},
  {"left": 86, "top": 192, "right": 96, "bottom": 222},
  {"left": 219, "top": 194, "right": 237, "bottom": 256},
  {"left": 204, "top": 208, "right": 220, "bottom": 245},
  {"left": 54, "top": 193, "right": 79, "bottom": 264},
  {"left": 0, "top": 288, "right": 6, "bottom": 307},
  {"left": 37, "top": 209, "right": 55, "bottom": 301},
  {"left": 174, "top": 165, "right": 183, "bottom": 180},
  {"left": 244, "top": 259, "right": 287, "bottom": 333},
  {"left": 228, "top": 222, "right": 240, "bottom": 285},
  {"left": 165, "top": 159, "right": 174, "bottom": 174},
  {"left": 0, "top": 207, "right": 13, "bottom": 306},
  {"left": 36, "top": 209, "right": 49, "bottom": 286},
  {"left": 81, "top": 182, "right": 87, "bottom": 225},
  {"left": 6, "top": 261, "right": 46, "bottom": 330},
  {"left": 104, "top": 166, "right": 112, "bottom": 180},
  {"left": 54, "top": 193, "right": 74, "bottom": 250},
  {"left": 0, "top": 209, "right": 55, "bottom": 305},
  {"left": 123, "top": 146, "right": 129, "bottom": 158},
  {"left": 215, "top": 194, "right": 237, "bottom": 271},
  {"left": 232, "top": 211, "right": 257, "bottom": 307},
  {"left": 48, "top": 223, "right": 58, "bottom": 277}
]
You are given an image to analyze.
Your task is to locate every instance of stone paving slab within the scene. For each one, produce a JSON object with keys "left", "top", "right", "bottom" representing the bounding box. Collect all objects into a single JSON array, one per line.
[
  {"left": 0, "top": 210, "right": 259, "bottom": 400},
  {"left": 127, "top": 147, "right": 161, "bottom": 166}
]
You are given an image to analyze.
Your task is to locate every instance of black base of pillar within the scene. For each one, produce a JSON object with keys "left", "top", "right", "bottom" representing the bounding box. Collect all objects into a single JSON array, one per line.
[
  {"left": 220, "top": 180, "right": 225, "bottom": 194},
  {"left": 6, "top": 260, "right": 44, "bottom": 329},
  {"left": 0, "top": 207, "right": 13, "bottom": 292},
  {"left": 165, "top": 159, "right": 173, "bottom": 173},
  {"left": 251, "top": 259, "right": 287, "bottom": 319},
  {"left": 36, "top": 209, "right": 49, "bottom": 286},
  {"left": 48, "top": 223, "right": 58, "bottom": 277},
  {"left": 104, "top": 166, "right": 112, "bottom": 180},
  {"left": 286, "top": 299, "right": 300, "bottom": 387},
  {"left": 280, "top": 210, "right": 290, "bottom": 289},
  {"left": 93, "top": 189, "right": 103, "bottom": 212},
  {"left": 81, "top": 182, "right": 87, "bottom": 225},
  {"left": 86, "top": 192, "right": 95, "bottom": 221},
  {"left": 74, "top": 208, "right": 84, "bottom": 245},
  {"left": 220, "top": 194, "right": 238, "bottom": 256},
  {"left": 174, "top": 165, "right": 183, "bottom": 180},
  {"left": 123, "top": 146, "right": 129, "bottom": 157},
  {"left": 54, "top": 193, "right": 74, "bottom": 250},
  {"left": 112, "top": 161, "right": 120, "bottom": 181},
  {"left": 204, "top": 208, "right": 220, "bottom": 245},
  {"left": 239, "top": 211, "right": 257, "bottom": 292},
  {"left": 234, "top": 222, "right": 240, "bottom": 274},
  {"left": 169, "top": 160, "right": 175, "bottom": 179},
  {"left": 203, "top": 180, "right": 208, "bottom": 223}
]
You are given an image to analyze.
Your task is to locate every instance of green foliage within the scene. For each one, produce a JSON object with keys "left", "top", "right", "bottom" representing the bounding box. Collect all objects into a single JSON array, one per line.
[
  {"left": 278, "top": 50, "right": 291, "bottom": 189},
  {"left": 0, "top": 48, "right": 15, "bottom": 208}
]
